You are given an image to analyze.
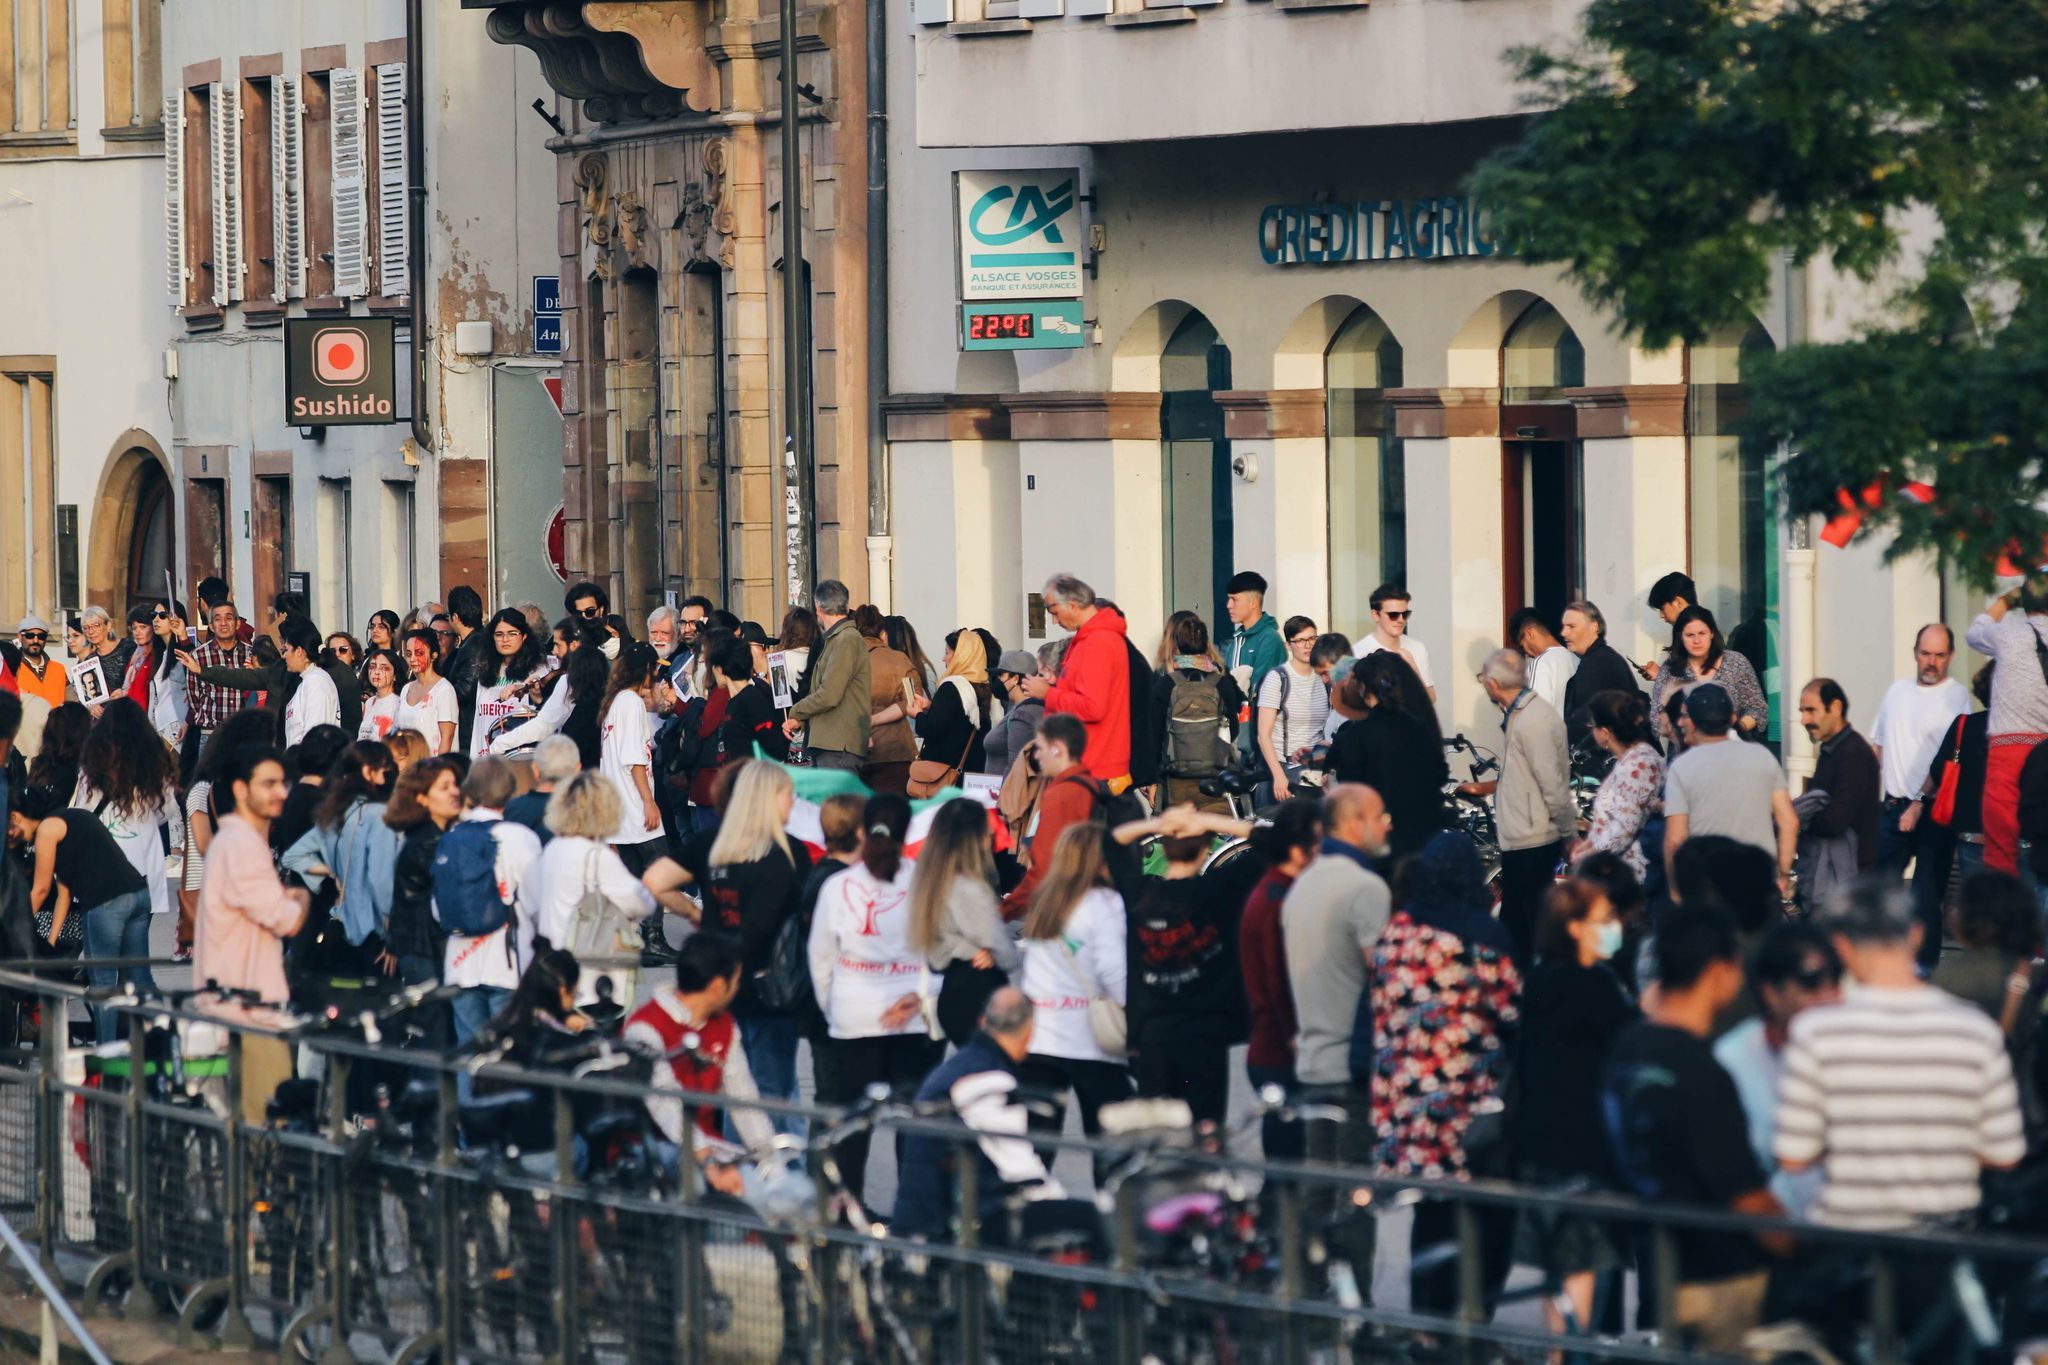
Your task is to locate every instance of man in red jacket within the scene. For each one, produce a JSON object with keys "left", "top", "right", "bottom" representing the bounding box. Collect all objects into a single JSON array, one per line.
[{"left": 1023, "top": 573, "right": 1132, "bottom": 790}]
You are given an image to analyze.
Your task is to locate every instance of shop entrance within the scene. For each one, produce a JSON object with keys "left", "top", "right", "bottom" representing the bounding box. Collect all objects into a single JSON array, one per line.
[
  {"left": 1160, "top": 311, "right": 1233, "bottom": 625},
  {"left": 1499, "top": 301, "right": 1586, "bottom": 635}
]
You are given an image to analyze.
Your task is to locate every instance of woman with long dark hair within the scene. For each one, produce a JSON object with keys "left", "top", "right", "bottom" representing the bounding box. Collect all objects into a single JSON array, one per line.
[
  {"left": 489, "top": 622, "right": 608, "bottom": 768},
  {"left": 144, "top": 599, "right": 190, "bottom": 749},
  {"left": 280, "top": 740, "right": 399, "bottom": 956},
  {"left": 807, "top": 793, "right": 940, "bottom": 1199},
  {"left": 364, "top": 610, "right": 402, "bottom": 660},
  {"left": 1569, "top": 690, "right": 1665, "bottom": 881},
  {"left": 1651, "top": 605, "right": 1766, "bottom": 745},
  {"left": 395, "top": 628, "right": 460, "bottom": 756},
  {"left": 356, "top": 647, "right": 408, "bottom": 742},
  {"left": 470, "top": 608, "right": 551, "bottom": 758},
  {"left": 883, "top": 615, "right": 939, "bottom": 695},
  {"left": 857, "top": 606, "right": 920, "bottom": 795},
  {"left": 775, "top": 606, "right": 820, "bottom": 694},
  {"left": 75, "top": 697, "right": 181, "bottom": 923},
  {"left": 1330, "top": 651, "right": 1448, "bottom": 858},
  {"left": 599, "top": 643, "right": 666, "bottom": 874},
  {"left": 26, "top": 702, "right": 89, "bottom": 808}
]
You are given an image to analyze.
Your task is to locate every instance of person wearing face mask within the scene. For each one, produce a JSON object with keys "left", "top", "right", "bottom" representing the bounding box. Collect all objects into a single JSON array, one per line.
[{"left": 1511, "top": 878, "right": 1639, "bottom": 1339}]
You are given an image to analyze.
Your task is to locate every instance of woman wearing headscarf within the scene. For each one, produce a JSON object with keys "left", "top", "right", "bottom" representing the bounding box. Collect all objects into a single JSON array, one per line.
[
  {"left": 912, "top": 628, "right": 994, "bottom": 786},
  {"left": 1367, "top": 831, "right": 1522, "bottom": 1314}
]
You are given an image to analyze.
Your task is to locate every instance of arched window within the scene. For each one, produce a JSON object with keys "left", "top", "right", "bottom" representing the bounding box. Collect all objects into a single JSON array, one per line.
[
  {"left": 1160, "top": 311, "right": 1233, "bottom": 624},
  {"left": 1689, "top": 318, "right": 1779, "bottom": 740},
  {"left": 126, "top": 458, "right": 173, "bottom": 614},
  {"left": 1325, "top": 306, "right": 1404, "bottom": 638},
  {"left": 1502, "top": 300, "right": 1585, "bottom": 399}
]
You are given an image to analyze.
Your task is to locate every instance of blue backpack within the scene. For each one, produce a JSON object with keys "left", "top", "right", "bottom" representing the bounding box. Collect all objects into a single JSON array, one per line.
[{"left": 432, "top": 819, "right": 514, "bottom": 938}]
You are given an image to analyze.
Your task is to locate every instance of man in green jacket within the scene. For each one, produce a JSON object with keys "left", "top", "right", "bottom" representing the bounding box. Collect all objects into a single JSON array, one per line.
[
  {"left": 1224, "top": 571, "right": 1286, "bottom": 758},
  {"left": 782, "top": 579, "right": 871, "bottom": 771}
]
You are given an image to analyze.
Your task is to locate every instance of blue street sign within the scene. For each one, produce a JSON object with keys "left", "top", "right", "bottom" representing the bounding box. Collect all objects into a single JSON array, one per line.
[
  {"left": 532, "top": 276, "right": 562, "bottom": 315},
  {"left": 534, "top": 315, "right": 564, "bottom": 354}
]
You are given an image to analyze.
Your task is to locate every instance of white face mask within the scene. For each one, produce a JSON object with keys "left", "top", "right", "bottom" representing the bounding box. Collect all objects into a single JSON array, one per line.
[{"left": 1592, "top": 920, "right": 1625, "bottom": 961}]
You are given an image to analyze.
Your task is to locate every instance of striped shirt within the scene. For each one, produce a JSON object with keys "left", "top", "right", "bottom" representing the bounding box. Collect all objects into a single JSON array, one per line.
[{"left": 1774, "top": 983, "right": 2024, "bottom": 1229}]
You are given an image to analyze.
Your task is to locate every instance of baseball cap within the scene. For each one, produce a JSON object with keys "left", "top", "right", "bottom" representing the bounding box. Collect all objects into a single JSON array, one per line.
[
  {"left": 15, "top": 614, "right": 50, "bottom": 635},
  {"left": 995, "top": 649, "right": 1040, "bottom": 677}
]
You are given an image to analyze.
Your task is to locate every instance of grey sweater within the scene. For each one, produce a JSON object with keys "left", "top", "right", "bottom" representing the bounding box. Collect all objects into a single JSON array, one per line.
[
  {"left": 1497, "top": 690, "right": 1577, "bottom": 851},
  {"left": 921, "top": 876, "right": 1022, "bottom": 974},
  {"left": 983, "top": 697, "right": 1044, "bottom": 776}
]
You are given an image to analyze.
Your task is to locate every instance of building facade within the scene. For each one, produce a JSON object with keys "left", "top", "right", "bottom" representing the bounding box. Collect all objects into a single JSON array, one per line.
[
  {"left": 462, "top": 0, "right": 876, "bottom": 628},
  {"left": 884, "top": 0, "right": 1964, "bottom": 776},
  {"left": 0, "top": 0, "right": 173, "bottom": 627}
]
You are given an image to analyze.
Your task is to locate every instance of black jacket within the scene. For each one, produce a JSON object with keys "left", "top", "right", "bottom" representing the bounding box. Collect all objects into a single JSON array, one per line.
[
  {"left": 1563, "top": 638, "right": 1641, "bottom": 744},
  {"left": 446, "top": 630, "right": 489, "bottom": 753},
  {"left": 1330, "top": 707, "right": 1447, "bottom": 858},
  {"left": 1807, "top": 727, "right": 1881, "bottom": 869},
  {"left": 914, "top": 679, "right": 990, "bottom": 778},
  {"left": 2020, "top": 741, "right": 2048, "bottom": 881},
  {"left": 388, "top": 821, "right": 449, "bottom": 961}
]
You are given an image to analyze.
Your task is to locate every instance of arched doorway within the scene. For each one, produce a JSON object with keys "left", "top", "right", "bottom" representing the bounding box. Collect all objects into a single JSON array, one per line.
[
  {"left": 86, "top": 436, "right": 175, "bottom": 617},
  {"left": 1500, "top": 300, "right": 1585, "bottom": 630},
  {"left": 1689, "top": 317, "right": 1778, "bottom": 738},
  {"left": 1326, "top": 305, "right": 1404, "bottom": 639},
  {"left": 1160, "top": 311, "right": 1233, "bottom": 623}
]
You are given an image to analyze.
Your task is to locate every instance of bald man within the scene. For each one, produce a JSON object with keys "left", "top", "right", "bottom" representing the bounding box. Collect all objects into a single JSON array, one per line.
[{"left": 1281, "top": 781, "right": 1392, "bottom": 1297}]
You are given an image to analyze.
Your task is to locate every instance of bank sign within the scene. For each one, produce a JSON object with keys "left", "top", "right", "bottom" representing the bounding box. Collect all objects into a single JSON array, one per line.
[
  {"left": 283, "top": 317, "right": 398, "bottom": 425},
  {"left": 1258, "top": 195, "right": 1503, "bottom": 266},
  {"left": 955, "top": 169, "right": 1083, "bottom": 300}
]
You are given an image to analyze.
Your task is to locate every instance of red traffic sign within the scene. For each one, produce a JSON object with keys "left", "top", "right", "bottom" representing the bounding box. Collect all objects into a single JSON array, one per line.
[
  {"left": 540, "top": 374, "right": 564, "bottom": 414},
  {"left": 545, "top": 506, "right": 566, "bottom": 582}
]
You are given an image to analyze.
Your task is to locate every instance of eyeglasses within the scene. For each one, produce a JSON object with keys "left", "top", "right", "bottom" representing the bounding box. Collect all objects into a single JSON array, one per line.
[
  {"left": 1288, "top": 635, "right": 1317, "bottom": 647},
  {"left": 494, "top": 629, "right": 524, "bottom": 640},
  {"left": 1379, "top": 610, "right": 1412, "bottom": 621}
]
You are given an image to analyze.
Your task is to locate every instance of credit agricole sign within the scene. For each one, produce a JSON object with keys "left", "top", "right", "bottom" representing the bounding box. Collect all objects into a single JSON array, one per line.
[{"left": 1257, "top": 195, "right": 1505, "bottom": 267}]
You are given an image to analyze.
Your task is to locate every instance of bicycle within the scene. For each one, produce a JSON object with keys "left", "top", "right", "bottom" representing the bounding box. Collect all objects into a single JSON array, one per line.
[{"left": 1443, "top": 734, "right": 1503, "bottom": 899}]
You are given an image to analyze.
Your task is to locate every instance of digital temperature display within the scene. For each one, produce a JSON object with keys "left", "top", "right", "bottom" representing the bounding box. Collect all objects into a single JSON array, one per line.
[{"left": 966, "top": 311, "right": 1036, "bottom": 341}]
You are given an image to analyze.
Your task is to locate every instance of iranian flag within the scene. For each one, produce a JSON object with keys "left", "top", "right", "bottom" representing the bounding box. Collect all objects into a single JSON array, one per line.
[{"left": 775, "top": 760, "right": 1009, "bottom": 860}]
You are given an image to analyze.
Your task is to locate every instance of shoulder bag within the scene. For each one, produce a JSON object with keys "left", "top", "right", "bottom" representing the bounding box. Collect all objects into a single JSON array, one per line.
[
  {"left": 567, "top": 847, "right": 639, "bottom": 960},
  {"left": 1055, "top": 932, "right": 1126, "bottom": 1058},
  {"left": 1930, "top": 715, "right": 1967, "bottom": 828},
  {"left": 908, "top": 677, "right": 978, "bottom": 798}
]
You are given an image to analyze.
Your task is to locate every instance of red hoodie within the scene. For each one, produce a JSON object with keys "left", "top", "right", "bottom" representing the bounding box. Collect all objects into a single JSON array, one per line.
[{"left": 1046, "top": 606, "right": 1131, "bottom": 784}]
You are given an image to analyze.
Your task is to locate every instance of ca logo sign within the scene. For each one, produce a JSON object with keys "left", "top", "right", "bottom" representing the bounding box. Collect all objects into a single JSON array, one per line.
[{"left": 968, "top": 179, "right": 1075, "bottom": 247}]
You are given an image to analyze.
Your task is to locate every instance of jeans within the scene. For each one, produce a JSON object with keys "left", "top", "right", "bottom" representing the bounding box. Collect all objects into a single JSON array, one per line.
[
  {"left": 690, "top": 805, "right": 721, "bottom": 832},
  {"left": 84, "top": 888, "right": 156, "bottom": 1045},
  {"left": 1301, "top": 1082, "right": 1377, "bottom": 1305},
  {"left": 1244, "top": 1063, "right": 1303, "bottom": 1161},
  {"left": 737, "top": 1011, "right": 804, "bottom": 1136},
  {"left": 451, "top": 985, "right": 512, "bottom": 1098}
]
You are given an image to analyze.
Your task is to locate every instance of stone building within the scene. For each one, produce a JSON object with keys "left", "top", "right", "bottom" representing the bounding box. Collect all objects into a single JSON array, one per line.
[{"left": 464, "top": 0, "right": 874, "bottom": 626}]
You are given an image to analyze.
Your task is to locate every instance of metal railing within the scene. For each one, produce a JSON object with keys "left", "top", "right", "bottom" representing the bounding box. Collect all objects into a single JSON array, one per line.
[{"left": 5, "top": 959, "right": 2048, "bottom": 1364}]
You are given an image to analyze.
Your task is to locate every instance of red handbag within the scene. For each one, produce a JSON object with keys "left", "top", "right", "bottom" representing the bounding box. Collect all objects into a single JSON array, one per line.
[{"left": 1930, "top": 716, "right": 1967, "bottom": 827}]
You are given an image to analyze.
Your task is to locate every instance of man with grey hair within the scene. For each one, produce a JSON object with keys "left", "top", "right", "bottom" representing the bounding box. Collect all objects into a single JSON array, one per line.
[
  {"left": 1560, "top": 598, "right": 1641, "bottom": 744},
  {"left": 645, "top": 604, "right": 679, "bottom": 664},
  {"left": 1022, "top": 574, "right": 1134, "bottom": 787},
  {"left": 1460, "top": 646, "right": 1574, "bottom": 963},
  {"left": 503, "top": 734, "right": 580, "bottom": 844},
  {"left": 782, "top": 579, "right": 870, "bottom": 771},
  {"left": 894, "top": 986, "right": 1089, "bottom": 1247},
  {"left": 1777, "top": 879, "right": 2023, "bottom": 1234}
]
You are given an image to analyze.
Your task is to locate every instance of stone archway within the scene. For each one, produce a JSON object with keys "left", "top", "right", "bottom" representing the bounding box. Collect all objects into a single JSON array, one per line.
[{"left": 86, "top": 431, "right": 174, "bottom": 616}]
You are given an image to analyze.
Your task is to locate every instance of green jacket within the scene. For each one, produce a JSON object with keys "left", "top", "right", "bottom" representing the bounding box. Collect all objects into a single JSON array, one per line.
[
  {"left": 1227, "top": 613, "right": 1287, "bottom": 756},
  {"left": 789, "top": 618, "right": 872, "bottom": 757}
]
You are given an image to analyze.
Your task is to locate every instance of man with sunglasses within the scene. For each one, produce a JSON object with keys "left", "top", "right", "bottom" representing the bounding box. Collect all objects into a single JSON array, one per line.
[
  {"left": 1352, "top": 582, "right": 1436, "bottom": 704},
  {"left": 5, "top": 617, "right": 66, "bottom": 709}
]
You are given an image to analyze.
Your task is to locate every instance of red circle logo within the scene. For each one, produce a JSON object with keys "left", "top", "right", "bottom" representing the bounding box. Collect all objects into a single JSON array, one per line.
[{"left": 325, "top": 340, "right": 357, "bottom": 371}]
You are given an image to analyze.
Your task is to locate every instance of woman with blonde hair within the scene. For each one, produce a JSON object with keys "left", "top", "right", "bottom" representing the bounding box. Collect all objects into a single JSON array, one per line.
[
  {"left": 384, "top": 728, "right": 430, "bottom": 773},
  {"left": 703, "top": 759, "right": 813, "bottom": 1116},
  {"left": 527, "top": 769, "right": 657, "bottom": 1005},
  {"left": 907, "top": 796, "right": 1019, "bottom": 1043},
  {"left": 1018, "top": 821, "right": 1131, "bottom": 1139},
  {"left": 911, "top": 628, "right": 994, "bottom": 786}
]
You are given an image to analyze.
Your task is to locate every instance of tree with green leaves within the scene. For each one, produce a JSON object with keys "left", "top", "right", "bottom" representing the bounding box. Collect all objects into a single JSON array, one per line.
[{"left": 1470, "top": 0, "right": 2048, "bottom": 582}]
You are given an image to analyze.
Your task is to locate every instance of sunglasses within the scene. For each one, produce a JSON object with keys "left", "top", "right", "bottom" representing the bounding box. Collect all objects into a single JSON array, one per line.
[
  {"left": 1379, "top": 609, "right": 1412, "bottom": 621},
  {"left": 151, "top": 610, "right": 170, "bottom": 621},
  {"left": 577, "top": 606, "right": 604, "bottom": 619},
  {"left": 18, "top": 632, "right": 45, "bottom": 642}
]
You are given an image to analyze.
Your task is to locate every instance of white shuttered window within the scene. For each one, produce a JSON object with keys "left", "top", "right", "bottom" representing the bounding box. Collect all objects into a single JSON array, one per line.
[
  {"left": 163, "top": 93, "right": 185, "bottom": 305},
  {"left": 374, "top": 63, "right": 408, "bottom": 298},
  {"left": 211, "top": 81, "right": 244, "bottom": 304},
  {"left": 272, "top": 75, "right": 306, "bottom": 301},
  {"left": 329, "top": 67, "right": 368, "bottom": 299}
]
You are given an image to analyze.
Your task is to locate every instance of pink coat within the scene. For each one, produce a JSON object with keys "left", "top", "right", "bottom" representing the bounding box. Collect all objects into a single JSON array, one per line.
[{"left": 194, "top": 815, "right": 308, "bottom": 1006}]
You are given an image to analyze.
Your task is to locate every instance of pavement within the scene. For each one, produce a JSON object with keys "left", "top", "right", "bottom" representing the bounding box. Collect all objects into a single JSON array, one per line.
[{"left": 0, "top": 1284, "right": 272, "bottom": 1363}]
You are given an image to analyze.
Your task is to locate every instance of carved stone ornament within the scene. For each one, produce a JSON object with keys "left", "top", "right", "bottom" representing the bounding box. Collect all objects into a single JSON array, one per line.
[
  {"left": 704, "top": 138, "right": 735, "bottom": 268},
  {"left": 617, "top": 191, "right": 649, "bottom": 261}
]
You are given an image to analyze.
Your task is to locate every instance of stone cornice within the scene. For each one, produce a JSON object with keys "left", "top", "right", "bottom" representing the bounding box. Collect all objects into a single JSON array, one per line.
[
  {"left": 1003, "top": 391, "right": 1162, "bottom": 442},
  {"left": 880, "top": 393, "right": 1011, "bottom": 442},
  {"left": 1568, "top": 384, "right": 1688, "bottom": 439},
  {"left": 1386, "top": 387, "right": 1501, "bottom": 440},
  {"left": 1215, "top": 389, "right": 1326, "bottom": 441}
]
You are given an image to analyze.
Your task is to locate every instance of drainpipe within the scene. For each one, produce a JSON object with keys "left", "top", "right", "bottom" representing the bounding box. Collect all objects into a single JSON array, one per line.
[
  {"left": 864, "top": 0, "right": 893, "bottom": 612},
  {"left": 1781, "top": 251, "right": 1818, "bottom": 781},
  {"left": 406, "top": 0, "right": 429, "bottom": 453},
  {"left": 781, "top": 0, "right": 815, "bottom": 606}
]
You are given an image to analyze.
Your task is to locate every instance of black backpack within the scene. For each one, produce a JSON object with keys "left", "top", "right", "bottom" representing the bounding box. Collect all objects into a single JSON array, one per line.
[{"left": 1124, "top": 639, "right": 1161, "bottom": 788}]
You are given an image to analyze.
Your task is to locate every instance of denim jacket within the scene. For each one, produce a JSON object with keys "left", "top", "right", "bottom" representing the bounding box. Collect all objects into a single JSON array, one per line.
[{"left": 280, "top": 798, "right": 399, "bottom": 946}]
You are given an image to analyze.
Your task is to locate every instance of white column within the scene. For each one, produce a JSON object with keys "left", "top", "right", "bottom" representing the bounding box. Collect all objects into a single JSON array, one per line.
[
  {"left": 1405, "top": 434, "right": 1504, "bottom": 740},
  {"left": 1784, "top": 539, "right": 1819, "bottom": 780},
  {"left": 1268, "top": 434, "right": 1331, "bottom": 630},
  {"left": 1579, "top": 434, "right": 1689, "bottom": 668}
]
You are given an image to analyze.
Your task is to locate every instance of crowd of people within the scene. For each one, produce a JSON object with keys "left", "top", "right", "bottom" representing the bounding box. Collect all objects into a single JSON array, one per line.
[{"left": 4, "top": 562, "right": 2048, "bottom": 1351}]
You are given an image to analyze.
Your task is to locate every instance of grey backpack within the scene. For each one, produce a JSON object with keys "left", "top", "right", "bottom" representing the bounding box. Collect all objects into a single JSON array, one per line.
[{"left": 1160, "top": 669, "right": 1233, "bottom": 778}]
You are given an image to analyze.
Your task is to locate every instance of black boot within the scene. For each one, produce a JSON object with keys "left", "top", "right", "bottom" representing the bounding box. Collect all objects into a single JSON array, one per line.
[{"left": 641, "top": 911, "right": 677, "bottom": 965}]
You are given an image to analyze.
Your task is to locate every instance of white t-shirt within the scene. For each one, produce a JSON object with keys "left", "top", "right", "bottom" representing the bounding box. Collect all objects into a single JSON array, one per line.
[
  {"left": 519, "top": 835, "right": 657, "bottom": 1005},
  {"left": 1527, "top": 645, "right": 1579, "bottom": 716},
  {"left": 438, "top": 809, "right": 543, "bottom": 990},
  {"left": 807, "top": 862, "right": 925, "bottom": 1039},
  {"left": 358, "top": 692, "right": 403, "bottom": 742},
  {"left": 395, "top": 676, "right": 460, "bottom": 755},
  {"left": 470, "top": 663, "right": 549, "bottom": 758},
  {"left": 284, "top": 665, "right": 340, "bottom": 748},
  {"left": 601, "top": 689, "right": 660, "bottom": 845},
  {"left": 1256, "top": 662, "right": 1330, "bottom": 762},
  {"left": 1354, "top": 632, "right": 1434, "bottom": 690},
  {"left": 1869, "top": 677, "right": 1972, "bottom": 801},
  {"left": 1019, "top": 888, "right": 1128, "bottom": 1064}
]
